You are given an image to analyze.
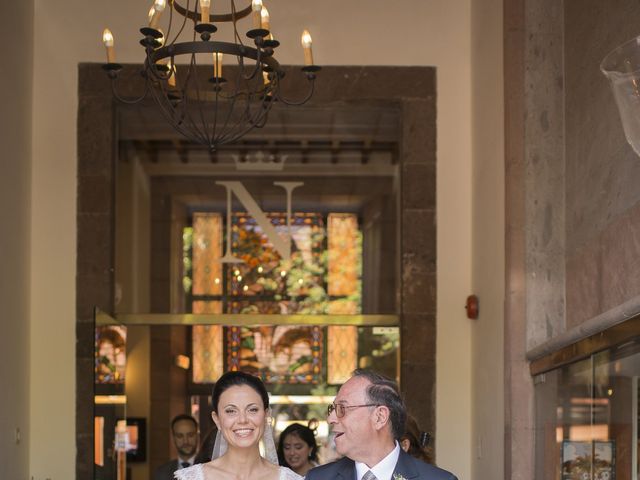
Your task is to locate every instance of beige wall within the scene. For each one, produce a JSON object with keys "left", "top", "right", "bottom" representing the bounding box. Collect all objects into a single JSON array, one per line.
[
  {"left": 31, "top": 1, "right": 478, "bottom": 478},
  {"left": 30, "top": 0, "right": 78, "bottom": 478},
  {"left": 0, "top": 1, "right": 33, "bottom": 479},
  {"left": 471, "top": 0, "right": 505, "bottom": 479}
]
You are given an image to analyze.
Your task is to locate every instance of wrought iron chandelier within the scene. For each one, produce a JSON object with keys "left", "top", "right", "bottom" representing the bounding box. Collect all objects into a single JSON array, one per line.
[{"left": 102, "top": 0, "right": 320, "bottom": 150}]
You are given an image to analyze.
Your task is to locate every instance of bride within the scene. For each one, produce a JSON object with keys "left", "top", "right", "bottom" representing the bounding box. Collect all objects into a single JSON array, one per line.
[{"left": 175, "top": 371, "right": 303, "bottom": 480}]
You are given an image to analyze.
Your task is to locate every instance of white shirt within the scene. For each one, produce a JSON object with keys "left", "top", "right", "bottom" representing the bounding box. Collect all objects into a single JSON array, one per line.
[
  {"left": 355, "top": 442, "right": 401, "bottom": 480},
  {"left": 178, "top": 456, "right": 196, "bottom": 469}
]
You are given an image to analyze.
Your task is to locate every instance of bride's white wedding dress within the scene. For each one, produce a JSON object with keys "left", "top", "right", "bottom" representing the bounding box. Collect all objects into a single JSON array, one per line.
[{"left": 174, "top": 464, "right": 303, "bottom": 480}]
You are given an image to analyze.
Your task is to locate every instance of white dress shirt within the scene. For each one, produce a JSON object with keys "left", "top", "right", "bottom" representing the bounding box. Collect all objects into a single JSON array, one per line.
[
  {"left": 178, "top": 455, "right": 196, "bottom": 469},
  {"left": 355, "top": 442, "right": 401, "bottom": 480}
]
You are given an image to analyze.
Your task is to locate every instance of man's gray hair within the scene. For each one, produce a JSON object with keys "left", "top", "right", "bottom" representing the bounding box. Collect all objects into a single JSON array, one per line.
[{"left": 352, "top": 369, "right": 407, "bottom": 440}]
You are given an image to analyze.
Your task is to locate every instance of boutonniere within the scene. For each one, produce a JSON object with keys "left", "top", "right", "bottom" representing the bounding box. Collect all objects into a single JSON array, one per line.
[{"left": 393, "top": 474, "right": 407, "bottom": 480}]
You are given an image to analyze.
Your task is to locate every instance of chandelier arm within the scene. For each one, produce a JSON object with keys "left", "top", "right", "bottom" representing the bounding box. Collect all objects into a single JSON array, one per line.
[
  {"left": 241, "top": 46, "right": 264, "bottom": 82},
  {"left": 210, "top": 82, "right": 224, "bottom": 147},
  {"left": 274, "top": 75, "right": 317, "bottom": 106},
  {"left": 218, "top": 120, "right": 252, "bottom": 145},
  {"left": 224, "top": 98, "right": 255, "bottom": 140},
  {"left": 242, "top": 90, "right": 270, "bottom": 126},
  {"left": 168, "top": 0, "right": 192, "bottom": 46},
  {"left": 177, "top": 73, "right": 212, "bottom": 144},
  {"left": 230, "top": 0, "right": 247, "bottom": 47},
  {"left": 217, "top": 92, "right": 272, "bottom": 144},
  {"left": 214, "top": 87, "right": 255, "bottom": 101},
  {"left": 181, "top": 101, "right": 211, "bottom": 144},
  {"left": 186, "top": 54, "right": 214, "bottom": 145},
  {"left": 145, "top": 64, "right": 169, "bottom": 83},
  {"left": 169, "top": 93, "right": 211, "bottom": 145},
  {"left": 214, "top": 90, "right": 252, "bottom": 144},
  {"left": 146, "top": 69, "right": 209, "bottom": 145},
  {"left": 164, "top": 0, "right": 175, "bottom": 43},
  {"left": 218, "top": 90, "right": 273, "bottom": 144},
  {"left": 236, "top": 49, "right": 247, "bottom": 74},
  {"left": 216, "top": 86, "right": 244, "bottom": 143},
  {"left": 146, "top": 80, "right": 175, "bottom": 124},
  {"left": 143, "top": 46, "right": 173, "bottom": 83},
  {"left": 246, "top": 95, "right": 274, "bottom": 129},
  {"left": 181, "top": 103, "right": 210, "bottom": 145},
  {"left": 108, "top": 74, "right": 150, "bottom": 104},
  {"left": 221, "top": 104, "right": 270, "bottom": 144},
  {"left": 213, "top": 89, "right": 242, "bottom": 101},
  {"left": 150, "top": 41, "right": 272, "bottom": 66},
  {"left": 147, "top": 85, "right": 203, "bottom": 144}
]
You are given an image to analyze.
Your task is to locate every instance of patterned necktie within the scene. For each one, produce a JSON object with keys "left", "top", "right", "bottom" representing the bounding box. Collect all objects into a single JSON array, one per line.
[
  {"left": 362, "top": 471, "right": 378, "bottom": 480},
  {"left": 181, "top": 461, "right": 190, "bottom": 469}
]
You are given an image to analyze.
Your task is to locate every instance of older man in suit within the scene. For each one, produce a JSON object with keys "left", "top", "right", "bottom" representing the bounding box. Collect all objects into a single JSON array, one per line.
[
  {"left": 154, "top": 414, "right": 199, "bottom": 480},
  {"left": 306, "top": 370, "right": 456, "bottom": 480}
]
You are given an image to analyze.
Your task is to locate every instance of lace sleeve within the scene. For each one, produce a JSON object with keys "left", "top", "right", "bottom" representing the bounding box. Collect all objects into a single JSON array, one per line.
[
  {"left": 174, "top": 464, "right": 204, "bottom": 480},
  {"left": 279, "top": 466, "right": 304, "bottom": 480}
]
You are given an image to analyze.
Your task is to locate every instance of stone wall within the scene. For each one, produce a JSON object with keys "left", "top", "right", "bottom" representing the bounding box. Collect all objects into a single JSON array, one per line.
[
  {"left": 523, "top": 0, "right": 640, "bottom": 355},
  {"left": 504, "top": 1, "right": 640, "bottom": 478},
  {"left": 564, "top": 1, "right": 640, "bottom": 330}
]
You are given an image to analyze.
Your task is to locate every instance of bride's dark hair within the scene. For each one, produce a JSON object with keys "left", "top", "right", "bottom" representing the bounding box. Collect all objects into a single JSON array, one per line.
[{"left": 212, "top": 371, "right": 270, "bottom": 413}]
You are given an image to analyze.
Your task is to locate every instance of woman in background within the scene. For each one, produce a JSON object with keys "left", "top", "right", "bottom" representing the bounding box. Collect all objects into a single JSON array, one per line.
[
  {"left": 400, "top": 414, "right": 434, "bottom": 465},
  {"left": 277, "top": 423, "right": 319, "bottom": 477}
]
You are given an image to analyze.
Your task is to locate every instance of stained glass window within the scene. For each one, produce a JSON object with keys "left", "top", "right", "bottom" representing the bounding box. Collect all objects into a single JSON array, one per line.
[
  {"left": 227, "top": 326, "right": 323, "bottom": 384},
  {"left": 192, "top": 324, "right": 223, "bottom": 383},
  {"left": 328, "top": 213, "right": 362, "bottom": 300},
  {"left": 227, "top": 212, "right": 327, "bottom": 314},
  {"left": 327, "top": 325, "right": 358, "bottom": 384},
  {"left": 190, "top": 213, "right": 223, "bottom": 296},
  {"left": 189, "top": 213, "right": 224, "bottom": 383},
  {"left": 186, "top": 211, "right": 363, "bottom": 385}
]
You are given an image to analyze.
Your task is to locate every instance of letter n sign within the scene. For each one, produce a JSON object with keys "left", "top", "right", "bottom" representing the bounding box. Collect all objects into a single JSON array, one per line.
[{"left": 215, "top": 181, "right": 303, "bottom": 264}]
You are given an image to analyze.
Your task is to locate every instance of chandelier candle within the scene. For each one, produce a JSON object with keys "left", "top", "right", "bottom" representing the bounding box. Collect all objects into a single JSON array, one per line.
[
  {"left": 213, "top": 52, "right": 223, "bottom": 78},
  {"left": 301, "top": 30, "right": 313, "bottom": 66},
  {"left": 200, "top": 0, "right": 211, "bottom": 24},
  {"left": 260, "top": 7, "right": 270, "bottom": 31},
  {"left": 251, "top": 0, "right": 263, "bottom": 29},
  {"left": 102, "top": 29, "right": 115, "bottom": 63},
  {"left": 148, "top": 0, "right": 167, "bottom": 29}
]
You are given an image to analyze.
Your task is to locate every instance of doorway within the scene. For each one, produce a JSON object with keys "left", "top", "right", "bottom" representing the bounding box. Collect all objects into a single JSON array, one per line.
[{"left": 77, "top": 64, "right": 436, "bottom": 480}]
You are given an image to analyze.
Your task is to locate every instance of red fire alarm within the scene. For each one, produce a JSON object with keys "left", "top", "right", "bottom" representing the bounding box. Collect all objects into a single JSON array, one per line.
[{"left": 465, "top": 295, "right": 479, "bottom": 319}]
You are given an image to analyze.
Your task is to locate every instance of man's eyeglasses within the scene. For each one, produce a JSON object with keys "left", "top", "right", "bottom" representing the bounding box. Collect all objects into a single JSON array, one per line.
[{"left": 327, "top": 403, "right": 379, "bottom": 418}]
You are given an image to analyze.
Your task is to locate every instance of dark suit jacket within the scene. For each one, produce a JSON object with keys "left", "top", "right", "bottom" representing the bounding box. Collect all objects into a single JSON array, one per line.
[
  {"left": 154, "top": 459, "right": 179, "bottom": 480},
  {"left": 306, "top": 450, "right": 457, "bottom": 480}
]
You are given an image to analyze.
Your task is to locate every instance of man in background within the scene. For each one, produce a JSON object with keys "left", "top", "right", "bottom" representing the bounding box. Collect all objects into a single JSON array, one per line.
[{"left": 154, "top": 414, "right": 199, "bottom": 480}]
